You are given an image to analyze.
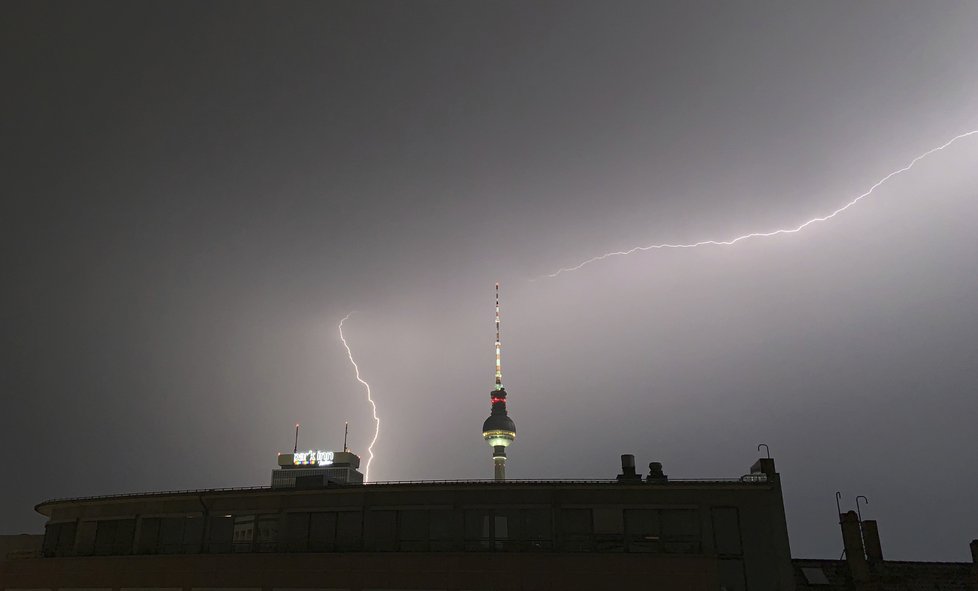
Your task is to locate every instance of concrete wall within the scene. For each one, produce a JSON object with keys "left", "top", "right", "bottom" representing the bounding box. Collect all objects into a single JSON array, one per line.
[{"left": 2, "top": 551, "right": 717, "bottom": 591}]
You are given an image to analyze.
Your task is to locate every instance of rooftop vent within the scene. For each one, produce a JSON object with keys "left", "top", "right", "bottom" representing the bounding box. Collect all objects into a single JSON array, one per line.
[
  {"left": 646, "top": 461, "right": 668, "bottom": 483},
  {"left": 616, "top": 454, "right": 642, "bottom": 481}
]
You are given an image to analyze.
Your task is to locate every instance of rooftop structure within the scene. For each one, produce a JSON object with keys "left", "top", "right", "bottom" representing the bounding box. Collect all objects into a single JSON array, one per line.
[
  {"left": 792, "top": 512, "right": 978, "bottom": 591},
  {"left": 271, "top": 449, "right": 364, "bottom": 488},
  {"left": 270, "top": 424, "right": 364, "bottom": 488}
]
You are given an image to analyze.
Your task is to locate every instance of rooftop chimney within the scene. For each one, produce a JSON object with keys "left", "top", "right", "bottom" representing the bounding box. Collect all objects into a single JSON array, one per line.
[
  {"left": 840, "top": 511, "right": 872, "bottom": 585},
  {"left": 750, "top": 457, "right": 777, "bottom": 478},
  {"left": 970, "top": 540, "right": 978, "bottom": 586},
  {"left": 617, "top": 454, "right": 641, "bottom": 481},
  {"left": 861, "top": 520, "right": 883, "bottom": 563}
]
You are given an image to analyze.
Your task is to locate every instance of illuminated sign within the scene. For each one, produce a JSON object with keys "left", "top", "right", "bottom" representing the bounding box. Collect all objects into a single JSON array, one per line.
[{"left": 293, "top": 450, "right": 334, "bottom": 466}]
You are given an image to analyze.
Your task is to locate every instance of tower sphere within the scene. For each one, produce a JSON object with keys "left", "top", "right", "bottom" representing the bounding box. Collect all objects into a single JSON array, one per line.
[
  {"left": 482, "top": 414, "right": 517, "bottom": 439},
  {"left": 483, "top": 388, "right": 516, "bottom": 449}
]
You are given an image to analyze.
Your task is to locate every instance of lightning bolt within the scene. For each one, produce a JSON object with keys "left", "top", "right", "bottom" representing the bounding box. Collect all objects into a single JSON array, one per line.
[
  {"left": 338, "top": 312, "right": 379, "bottom": 482},
  {"left": 542, "top": 129, "right": 978, "bottom": 279}
]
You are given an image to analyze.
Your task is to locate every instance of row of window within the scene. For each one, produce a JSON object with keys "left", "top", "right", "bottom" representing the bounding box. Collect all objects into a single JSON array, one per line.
[{"left": 43, "top": 506, "right": 742, "bottom": 558}]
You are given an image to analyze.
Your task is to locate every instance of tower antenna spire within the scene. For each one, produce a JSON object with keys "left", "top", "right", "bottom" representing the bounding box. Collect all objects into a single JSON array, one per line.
[
  {"left": 495, "top": 282, "right": 502, "bottom": 391},
  {"left": 483, "top": 282, "right": 516, "bottom": 481}
]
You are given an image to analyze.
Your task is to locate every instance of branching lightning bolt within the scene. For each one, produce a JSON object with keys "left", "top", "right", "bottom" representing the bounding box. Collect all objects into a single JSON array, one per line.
[
  {"left": 542, "top": 129, "right": 978, "bottom": 279},
  {"left": 338, "top": 312, "right": 379, "bottom": 482}
]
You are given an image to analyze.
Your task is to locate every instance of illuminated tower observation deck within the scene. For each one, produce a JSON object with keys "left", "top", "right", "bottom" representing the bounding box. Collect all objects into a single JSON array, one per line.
[{"left": 482, "top": 282, "right": 516, "bottom": 481}]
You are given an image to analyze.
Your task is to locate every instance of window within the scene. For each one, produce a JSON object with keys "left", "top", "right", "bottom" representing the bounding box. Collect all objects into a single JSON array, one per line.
[
  {"left": 398, "top": 510, "right": 428, "bottom": 551},
  {"left": 461, "top": 508, "right": 555, "bottom": 552},
  {"left": 522, "top": 508, "right": 553, "bottom": 551},
  {"left": 159, "top": 517, "right": 185, "bottom": 554},
  {"left": 558, "top": 509, "right": 593, "bottom": 552},
  {"left": 137, "top": 518, "right": 161, "bottom": 554},
  {"left": 366, "top": 510, "right": 397, "bottom": 551},
  {"left": 592, "top": 508, "right": 624, "bottom": 552},
  {"left": 494, "top": 513, "right": 510, "bottom": 542},
  {"left": 93, "top": 519, "right": 135, "bottom": 556},
  {"left": 206, "top": 515, "right": 233, "bottom": 553},
  {"left": 801, "top": 567, "right": 831, "bottom": 585},
  {"left": 183, "top": 516, "right": 204, "bottom": 553},
  {"left": 42, "top": 522, "right": 76, "bottom": 557},
  {"left": 75, "top": 520, "right": 97, "bottom": 556},
  {"left": 495, "top": 509, "right": 523, "bottom": 551},
  {"left": 428, "top": 509, "right": 458, "bottom": 551},
  {"left": 137, "top": 516, "right": 203, "bottom": 555},
  {"left": 464, "top": 509, "right": 492, "bottom": 551},
  {"left": 661, "top": 509, "right": 700, "bottom": 553},
  {"left": 624, "top": 509, "right": 701, "bottom": 554},
  {"left": 232, "top": 515, "right": 255, "bottom": 552},
  {"left": 711, "top": 507, "right": 743, "bottom": 556},
  {"left": 624, "top": 509, "right": 659, "bottom": 552},
  {"left": 335, "top": 511, "right": 362, "bottom": 551},
  {"left": 256, "top": 514, "right": 280, "bottom": 552},
  {"left": 284, "top": 512, "right": 311, "bottom": 552},
  {"left": 309, "top": 512, "right": 338, "bottom": 551},
  {"left": 395, "top": 508, "right": 462, "bottom": 552}
]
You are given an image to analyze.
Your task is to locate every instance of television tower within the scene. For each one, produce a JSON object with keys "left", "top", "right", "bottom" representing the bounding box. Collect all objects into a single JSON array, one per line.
[{"left": 482, "top": 282, "right": 516, "bottom": 481}]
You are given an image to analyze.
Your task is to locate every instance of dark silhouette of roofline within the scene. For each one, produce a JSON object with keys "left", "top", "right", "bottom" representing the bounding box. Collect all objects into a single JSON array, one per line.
[{"left": 36, "top": 476, "right": 771, "bottom": 513}]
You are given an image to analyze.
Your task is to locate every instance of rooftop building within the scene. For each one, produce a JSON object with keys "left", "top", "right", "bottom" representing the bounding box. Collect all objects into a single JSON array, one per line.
[
  {"left": 4, "top": 454, "right": 793, "bottom": 591},
  {"left": 271, "top": 449, "right": 364, "bottom": 488},
  {"left": 3, "top": 453, "right": 977, "bottom": 590}
]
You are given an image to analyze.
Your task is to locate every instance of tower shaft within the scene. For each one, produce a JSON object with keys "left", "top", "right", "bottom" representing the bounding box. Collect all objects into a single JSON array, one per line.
[{"left": 494, "top": 457, "right": 506, "bottom": 481}]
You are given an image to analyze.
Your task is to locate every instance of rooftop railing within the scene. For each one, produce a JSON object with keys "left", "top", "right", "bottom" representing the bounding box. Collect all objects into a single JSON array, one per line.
[{"left": 38, "top": 475, "right": 767, "bottom": 507}]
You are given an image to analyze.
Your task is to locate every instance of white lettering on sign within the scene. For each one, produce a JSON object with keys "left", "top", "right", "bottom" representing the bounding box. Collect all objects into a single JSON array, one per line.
[{"left": 293, "top": 450, "right": 334, "bottom": 466}]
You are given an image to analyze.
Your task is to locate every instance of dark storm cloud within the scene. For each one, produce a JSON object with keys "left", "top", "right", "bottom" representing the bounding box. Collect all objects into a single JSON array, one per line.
[{"left": 3, "top": 1, "right": 977, "bottom": 561}]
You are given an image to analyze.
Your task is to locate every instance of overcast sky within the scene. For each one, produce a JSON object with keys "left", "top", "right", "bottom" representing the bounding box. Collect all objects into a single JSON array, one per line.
[{"left": 3, "top": 1, "right": 978, "bottom": 561}]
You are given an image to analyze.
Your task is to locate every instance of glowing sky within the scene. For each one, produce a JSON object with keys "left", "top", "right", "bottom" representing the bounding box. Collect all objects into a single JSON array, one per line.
[{"left": 3, "top": 1, "right": 978, "bottom": 560}]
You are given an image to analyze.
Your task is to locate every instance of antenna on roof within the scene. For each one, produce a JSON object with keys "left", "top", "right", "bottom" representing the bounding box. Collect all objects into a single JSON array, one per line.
[
  {"left": 294, "top": 423, "right": 300, "bottom": 454},
  {"left": 343, "top": 421, "right": 349, "bottom": 452}
]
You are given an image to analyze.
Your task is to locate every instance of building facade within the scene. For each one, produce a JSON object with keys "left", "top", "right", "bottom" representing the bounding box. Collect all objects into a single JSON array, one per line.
[{"left": 3, "top": 456, "right": 793, "bottom": 591}]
